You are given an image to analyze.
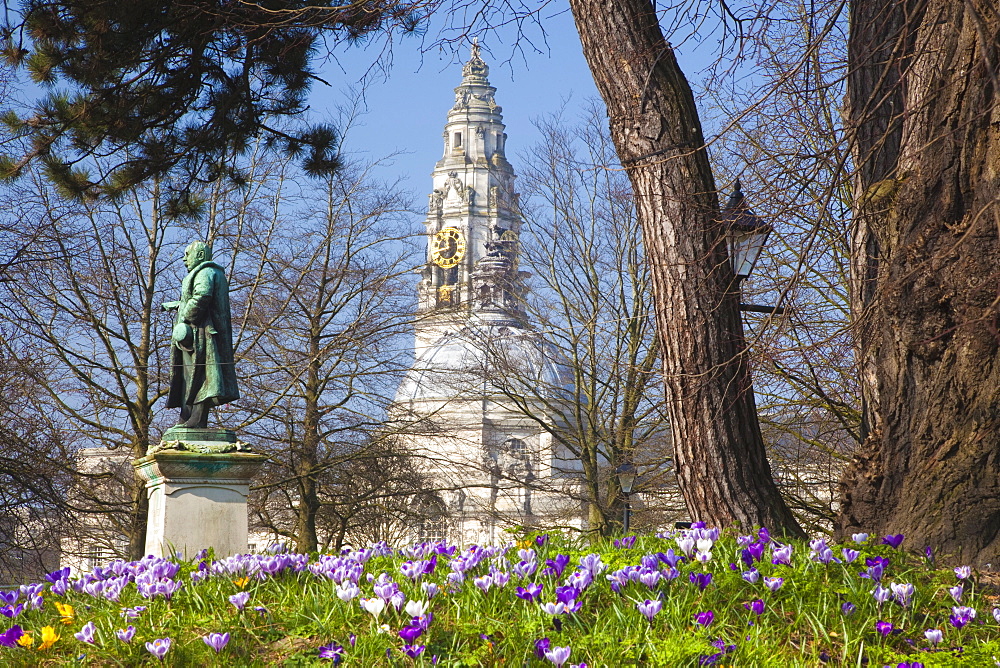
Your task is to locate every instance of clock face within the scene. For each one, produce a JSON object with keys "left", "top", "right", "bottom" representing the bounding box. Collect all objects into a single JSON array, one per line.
[{"left": 431, "top": 227, "right": 466, "bottom": 268}]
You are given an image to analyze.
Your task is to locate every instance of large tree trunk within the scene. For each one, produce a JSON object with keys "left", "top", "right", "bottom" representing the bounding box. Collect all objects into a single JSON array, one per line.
[
  {"left": 838, "top": 0, "right": 1000, "bottom": 564},
  {"left": 567, "top": 0, "right": 804, "bottom": 536}
]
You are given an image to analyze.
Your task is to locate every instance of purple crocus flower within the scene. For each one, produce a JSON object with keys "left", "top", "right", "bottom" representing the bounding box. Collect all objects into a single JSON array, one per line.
[
  {"left": 399, "top": 625, "right": 423, "bottom": 643},
  {"left": 871, "top": 585, "right": 892, "bottom": 604},
  {"left": 412, "top": 613, "right": 434, "bottom": 631},
  {"left": 993, "top": 608, "right": 1000, "bottom": 624},
  {"left": 771, "top": 544, "right": 793, "bottom": 566},
  {"left": 763, "top": 576, "right": 783, "bottom": 592},
  {"left": 614, "top": 536, "right": 637, "bottom": 549},
  {"left": 516, "top": 584, "right": 543, "bottom": 602},
  {"left": 891, "top": 582, "right": 915, "bottom": 608},
  {"left": 116, "top": 626, "right": 136, "bottom": 644},
  {"left": 0, "top": 604, "right": 24, "bottom": 618},
  {"left": 949, "top": 584, "right": 964, "bottom": 603},
  {"left": 400, "top": 561, "right": 423, "bottom": 581},
  {"left": 876, "top": 620, "right": 894, "bottom": 636},
  {"left": 742, "top": 569, "right": 760, "bottom": 584},
  {"left": 677, "top": 535, "right": 696, "bottom": 556},
  {"left": 540, "top": 601, "right": 566, "bottom": 615},
  {"left": 318, "top": 642, "right": 344, "bottom": 662},
  {"left": 950, "top": 606, "right": 976, "bottom": 629},
  {"left": 535, "top": 535, "right": 550, "bottom": 546},
  {"left": 710, "top": 639, "right": 737, "bottom": 654},
  {"left": 881, "top": 534, "right": 904, "bottom": 549},
  {"left": 513, "top": 560, "right": 538, "bottom": 579},
  {"left": 841, "top": 548, "right": 860, "bottom": 563},
  {"left": 556, "top": 585, "right": 580, "bottom": 605},
  {"left": 744, "top": 599, "right": 765, "bottom": 615},
  {"left": 229, "top": 591, "right": 250, "bottom": 611},
  {"left": 0, "top": 625, "right": 23, "bottom": 648},
  {"left": 121, "top": 606, "right": 148, "bottom": 619},
  {"left": 544, "top": 645, "right": 572, "bottom": 668},
  {"left": 75, "top": 621, "right": 97, "bottom": 644},
  {"left": 534, "top": 637, "right": 551, "bottom": 659},
  {"left": 422, "top": 555, "right": 438, "bottom": 575},
  {"left": 336, "top": 582, "right": 360, "bottom": 602},
  {"left": 203, "top": 632, "right": 230, "bottom": 653},
  {"left": 0, "top": 591, "right": 17, "bottom": 606},
  {"left": 689, "top": 572, "right": 712, "bottom": 591},
  {"left": 639, "top": 570, "right": 661, "bottom": 589},
  {"left": 861, "top": 556, "right": 889, "bottom": 582},
  {"left": 422, "top": 582, "right": 439, "bottom": 598},
  {"left": 45, "top": 567, "right": 71, "bottom": 584},
  {"left": 955, "top": 565, "right": 972, "bottom": 580},
  {"left": 852, "top": 532, "right": 869, "bottom": 543},
  {"left": 841, "top": 602, "right": 856, "bottom": 616},
  {"left": 924, "top": 628, "right": 943, "bottom": 645},
  {"left": 694, "top": 610, "right": 715, "bottom": 627},
  {"left": 402, "top": 644, "right": 426, "bottom": 658},
  {"left": 637, "top": 599, "right": 662, "bottom": 621},
  {"left": 543, "top": 555, "right": 570, "bottom": 578},
  {"left": 474, "top": 575, "right": 494, "bottom": 593},
  {"left": 145, "top": 637, "right": 172, "bottom": 661}
]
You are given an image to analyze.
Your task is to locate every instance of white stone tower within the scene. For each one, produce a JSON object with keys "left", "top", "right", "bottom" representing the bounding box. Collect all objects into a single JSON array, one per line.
[
  {"left": 395, "top": 44, "right": 581, "bottom": 545},
  {"left": 415, "top": 40, "right": 525, "bottom": 349}
]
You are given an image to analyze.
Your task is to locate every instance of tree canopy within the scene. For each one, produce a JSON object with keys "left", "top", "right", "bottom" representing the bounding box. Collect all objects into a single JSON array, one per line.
[{"left": 0, "top": 0, "right": 430, "bottom": 200}]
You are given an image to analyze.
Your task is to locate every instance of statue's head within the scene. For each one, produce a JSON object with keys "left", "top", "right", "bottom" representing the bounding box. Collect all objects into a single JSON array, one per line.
[{"left": 183, "top": 241, "right": 212, "bottom": 270}]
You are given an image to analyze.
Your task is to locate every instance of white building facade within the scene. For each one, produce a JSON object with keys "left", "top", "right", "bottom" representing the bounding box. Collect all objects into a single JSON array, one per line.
[{"left": 394, "top": 44, "right": 584, "bottom": 545}]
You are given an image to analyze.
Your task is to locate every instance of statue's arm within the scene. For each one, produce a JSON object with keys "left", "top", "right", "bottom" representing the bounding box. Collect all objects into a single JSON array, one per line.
[{"left": 179, "top": 269, "right": 216, "bottom": 324}]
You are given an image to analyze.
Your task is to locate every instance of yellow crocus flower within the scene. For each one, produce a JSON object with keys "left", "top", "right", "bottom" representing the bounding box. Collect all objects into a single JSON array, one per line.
[
  {"left": 53, "top": 601, "right": 75, "bottom": 624},
  {"left": 38, "top": 626, "right": 59, "bottom": 650},
  {"left": 16, "top": 631, "right": 33, "bottom": 648},
  {"left": 233, "top": 576, "right": 250, "bottom": 588}
]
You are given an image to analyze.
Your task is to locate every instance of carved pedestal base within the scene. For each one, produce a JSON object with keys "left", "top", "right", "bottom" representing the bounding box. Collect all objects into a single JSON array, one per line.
[{"left": 135, "top": 434, "right": 266, "bottom": 559}]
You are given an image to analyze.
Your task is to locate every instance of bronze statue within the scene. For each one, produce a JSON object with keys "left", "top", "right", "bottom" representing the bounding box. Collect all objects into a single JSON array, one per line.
[{"left": 163, "top": 241, "right": 239, "bottom": 427}]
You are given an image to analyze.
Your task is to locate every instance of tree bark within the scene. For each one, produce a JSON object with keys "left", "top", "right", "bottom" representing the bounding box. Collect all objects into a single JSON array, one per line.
[
  {"left": 567, "top": 0, "right": 804, "bottom": 536},
  {"left": 837, "top": 0, "right": 1000, "bottom": 564}
]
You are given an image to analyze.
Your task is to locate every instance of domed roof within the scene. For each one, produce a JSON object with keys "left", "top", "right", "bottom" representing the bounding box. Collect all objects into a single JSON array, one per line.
[{"left": 395, "top": 317, "right": 573, "bottom": 405}]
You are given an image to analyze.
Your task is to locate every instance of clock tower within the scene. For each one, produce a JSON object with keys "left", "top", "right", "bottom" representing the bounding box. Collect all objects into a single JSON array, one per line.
[
  {"left": 396, "top": 44, "right": 580, "bottom": 546},
  {"left": 415, "top": 40, "right": 524, "bottom": 349}
]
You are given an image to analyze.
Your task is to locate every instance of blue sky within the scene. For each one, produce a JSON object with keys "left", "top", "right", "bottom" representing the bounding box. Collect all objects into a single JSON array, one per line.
[{"left": 306, "top": 7, "right": 718, "bottom": 199}]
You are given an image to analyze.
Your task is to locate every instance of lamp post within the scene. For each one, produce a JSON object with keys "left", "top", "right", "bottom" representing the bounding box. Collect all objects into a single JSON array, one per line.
[
  {"left": 721, "top": 180, "right": 784, "bottom": 315},
  {"left": 616, "top": 462, "right": 636, "bottom": 535}
]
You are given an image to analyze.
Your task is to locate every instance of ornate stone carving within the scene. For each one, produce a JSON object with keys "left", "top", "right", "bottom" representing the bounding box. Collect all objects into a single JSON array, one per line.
[
  {"left": 428, "top": 189, "right": 444, "bottom": 214},
  {"left": 149, "top": 439, "right": 251, "bottom": 455},
  {"left": 462, "top": 40, "right": 489, "bottom": 80},
  {"left": 452, "top": 89, "right": 471, "bottom": 110}
]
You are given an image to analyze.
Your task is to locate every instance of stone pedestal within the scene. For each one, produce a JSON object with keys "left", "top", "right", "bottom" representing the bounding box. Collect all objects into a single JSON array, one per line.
[{"left": 135, "top": 428, "right": 266, "bottom": 559}]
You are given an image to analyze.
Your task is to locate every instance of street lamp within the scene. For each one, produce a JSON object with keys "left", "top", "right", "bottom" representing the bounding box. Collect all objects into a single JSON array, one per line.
[
  {"left": 720, "top": 180, "right": 785, "bottom": 315},
  {"left": 616, "top": 462, "right": 636, "bottom": 535},
  {"left": 721, "top": 179, "right": 772, "bottom": 281}
]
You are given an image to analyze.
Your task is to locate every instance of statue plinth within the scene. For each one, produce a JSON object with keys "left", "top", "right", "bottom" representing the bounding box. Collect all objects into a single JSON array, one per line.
[{"left": 135, "top": 430, "right": 266, "bottom": 559}]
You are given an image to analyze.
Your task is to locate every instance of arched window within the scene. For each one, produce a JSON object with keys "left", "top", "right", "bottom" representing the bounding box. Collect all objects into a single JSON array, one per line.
[{"left": 503, "top": 437, "right": 526, "bottom": 459}]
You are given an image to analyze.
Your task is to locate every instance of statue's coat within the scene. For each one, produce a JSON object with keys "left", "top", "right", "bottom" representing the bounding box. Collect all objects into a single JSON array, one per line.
[{"left": 167, "top": 260, "right": 239, "bottom": 409}]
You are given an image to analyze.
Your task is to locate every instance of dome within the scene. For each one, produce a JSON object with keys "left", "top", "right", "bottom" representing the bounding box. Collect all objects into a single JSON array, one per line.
[{"left": 395, "top": 317, "right": 573, "bottom": 405}]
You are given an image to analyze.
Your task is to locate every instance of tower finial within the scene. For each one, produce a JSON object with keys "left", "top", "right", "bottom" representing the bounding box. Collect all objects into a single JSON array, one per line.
[{"left": 462, "top": 38, "right": 489, "bottom": 81}]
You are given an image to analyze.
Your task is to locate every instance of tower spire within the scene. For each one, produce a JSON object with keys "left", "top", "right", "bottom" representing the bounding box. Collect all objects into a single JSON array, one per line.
[{"left": 414, "top": 41, "right": 525, "bottom": 348}]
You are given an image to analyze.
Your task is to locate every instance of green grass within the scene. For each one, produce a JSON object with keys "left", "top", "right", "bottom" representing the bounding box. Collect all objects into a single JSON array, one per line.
[{"left": 1, "top": 530, "right": 998, "bottom": 666}]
